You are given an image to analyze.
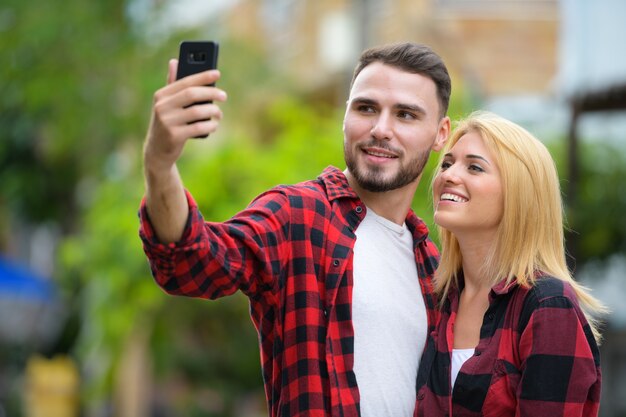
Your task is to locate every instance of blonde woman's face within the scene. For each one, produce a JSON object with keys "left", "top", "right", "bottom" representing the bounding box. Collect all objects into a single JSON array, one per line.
[{"left": 433, "top": 131, "right": 503, "bottom": 240}]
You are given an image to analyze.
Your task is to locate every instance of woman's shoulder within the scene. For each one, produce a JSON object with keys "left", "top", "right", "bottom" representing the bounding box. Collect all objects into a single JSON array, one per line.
[
  {"left": 514, "top": 274, "right": 582, "bottom": 329},
  {"left": 527, "top": 274, "right": 577, "bottom": 302}
]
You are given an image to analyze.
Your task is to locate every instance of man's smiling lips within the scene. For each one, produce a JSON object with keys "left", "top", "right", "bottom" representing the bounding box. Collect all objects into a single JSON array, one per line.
[{"left": 361, "top": 146, "right": 398, "bottom": 161}]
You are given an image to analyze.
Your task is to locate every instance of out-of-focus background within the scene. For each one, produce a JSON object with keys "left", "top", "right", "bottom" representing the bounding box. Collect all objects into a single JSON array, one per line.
[{"left": 1, "top": 0, "right": 625, "bottom": 416}]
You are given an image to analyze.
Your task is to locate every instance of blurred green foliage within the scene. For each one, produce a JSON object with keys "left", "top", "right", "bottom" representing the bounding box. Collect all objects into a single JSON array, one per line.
[
  {"left": 0, "top": 0, "right": 154, "bottom": 227},
  {"left": 547, "top": 138, "right": 626, "bottom": 268},
  {"left": 2, "top": 0, "right": 625, "bottom": 416},
  {"left": 568, "top": 142, "right": 626, "bottom": 262}
]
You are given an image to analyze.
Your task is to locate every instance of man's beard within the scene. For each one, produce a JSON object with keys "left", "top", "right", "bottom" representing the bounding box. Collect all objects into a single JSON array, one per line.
[{"left": 344, "top": 140, "right": 431, "bottom": 192}]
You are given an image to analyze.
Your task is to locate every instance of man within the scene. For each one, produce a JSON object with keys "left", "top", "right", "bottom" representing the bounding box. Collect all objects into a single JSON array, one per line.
[{"left": 139, "top": 42, "right": 451, "bottom": 417}]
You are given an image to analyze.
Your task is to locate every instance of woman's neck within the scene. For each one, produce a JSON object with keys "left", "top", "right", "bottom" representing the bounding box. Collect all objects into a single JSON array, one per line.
[{"left": 457, "top": 233, "right": 496, "bottom": 293}]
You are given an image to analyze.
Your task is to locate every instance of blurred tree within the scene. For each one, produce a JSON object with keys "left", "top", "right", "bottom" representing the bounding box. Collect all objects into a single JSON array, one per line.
[
  {"left": 0, "top": 0, "right": 156, "bottom": 229},
  {"left": 566, "top": 142, "right": 626, "bottom": 267},
  {"left": 0, "top": 0, "right": 159, "bottom": 414},
  {"left": 546, "top": 138, "right": 626, "bottom": 273}
]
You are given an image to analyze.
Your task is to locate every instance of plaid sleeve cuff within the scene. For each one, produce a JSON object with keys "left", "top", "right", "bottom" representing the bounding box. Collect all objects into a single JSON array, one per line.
[{"left": 138, "top": 189, "right": 206, "bottom": 255}]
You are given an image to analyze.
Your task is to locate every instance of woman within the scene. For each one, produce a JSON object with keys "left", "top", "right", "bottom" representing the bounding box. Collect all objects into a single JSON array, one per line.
[{"left": 415, "top": 111, "right": 607, "bottom": 417}]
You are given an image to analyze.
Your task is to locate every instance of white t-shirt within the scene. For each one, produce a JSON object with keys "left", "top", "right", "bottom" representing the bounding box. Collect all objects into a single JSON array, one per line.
[
  {"left": 451, "top": 348, "right": 474, "bottom": 387},
  {"left": 352, "top": 208, "right": 428, "bottom": 417}
]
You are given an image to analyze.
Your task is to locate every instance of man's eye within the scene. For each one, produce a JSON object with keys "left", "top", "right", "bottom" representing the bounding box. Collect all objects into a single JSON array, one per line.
[
  {"left": 398, "top": 111, "right": 416, "bottom": 120},
  {"left": 357, "top": 105, "right": 375, "bottom": 113}
]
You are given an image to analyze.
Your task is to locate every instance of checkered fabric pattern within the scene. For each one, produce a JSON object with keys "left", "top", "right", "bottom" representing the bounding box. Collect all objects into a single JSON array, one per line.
[
  {"left": 139, "top": 166, "right": 440, "bottom": 417},
  {"left": 414, "top": 274, "right": 602, "bottom": 417}
]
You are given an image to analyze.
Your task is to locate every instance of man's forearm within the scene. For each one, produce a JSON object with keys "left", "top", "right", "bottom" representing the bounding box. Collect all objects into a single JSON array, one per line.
[
  {"left": 141, "top": 61, "right": 225, "bottom": 244},
  {"left": 144, "top": 163, "right": 189, "bottom": 244}
]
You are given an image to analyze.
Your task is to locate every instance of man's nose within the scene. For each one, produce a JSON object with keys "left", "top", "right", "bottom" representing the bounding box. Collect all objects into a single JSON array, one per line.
[{"left": 370, "top": 113, "right": 393, "bottom": 141}]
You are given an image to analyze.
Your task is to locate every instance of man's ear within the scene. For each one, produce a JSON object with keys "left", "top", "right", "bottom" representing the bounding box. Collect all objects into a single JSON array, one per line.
[{"left": 432, "top": 116, "right": 451, "bottom": 152}]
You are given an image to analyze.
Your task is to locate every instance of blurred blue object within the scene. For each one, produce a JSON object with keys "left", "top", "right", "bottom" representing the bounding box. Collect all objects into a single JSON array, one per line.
[
  {"left": 0, "top": 257, "right": 55, "bottom": 301},
  {"left": 0, "top": 256, "right": 63, "bottom": 347}
]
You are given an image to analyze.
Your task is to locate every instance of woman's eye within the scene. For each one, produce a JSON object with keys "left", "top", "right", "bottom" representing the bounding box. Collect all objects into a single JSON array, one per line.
[
  {"left": 440, "top": 161, "right": 452, "bottom": 170},
  {"left": 469, "top": 164, "right": 484, "bottom": 172}
]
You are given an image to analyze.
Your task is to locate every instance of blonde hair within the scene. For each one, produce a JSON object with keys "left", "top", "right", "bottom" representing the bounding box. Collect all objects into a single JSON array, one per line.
[{"left": 432, "top": 111, "right": 607, "bottom": 342}]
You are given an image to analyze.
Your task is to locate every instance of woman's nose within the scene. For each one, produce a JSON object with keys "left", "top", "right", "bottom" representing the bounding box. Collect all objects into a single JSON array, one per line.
[{"left": 438, "top": 165, "right": 461, "bottom": 184}]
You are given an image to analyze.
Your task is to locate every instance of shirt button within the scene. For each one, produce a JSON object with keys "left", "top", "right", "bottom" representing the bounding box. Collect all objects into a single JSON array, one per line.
[
  {"left": 355, "top": 206, "right": 363, "bottom": 214},
  {"left": 323, "top": 308, "right": 328, "bottom": 317},
  {"left": 333, "top": 259, "right": 340, "bottom": 267}
]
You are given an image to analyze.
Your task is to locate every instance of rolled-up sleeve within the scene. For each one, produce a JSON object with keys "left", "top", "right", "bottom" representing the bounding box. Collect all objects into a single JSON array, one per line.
[{"left": 138, "top": 189, "right": 289, "bottom": 304}]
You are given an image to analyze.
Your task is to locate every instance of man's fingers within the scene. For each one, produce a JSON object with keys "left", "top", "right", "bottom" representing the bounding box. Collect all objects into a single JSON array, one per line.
[
  {"left": 162, "top": 102, "right": 223, "bottom": 126},
  {"left": 154, "top": 83, "right": 226, "bottom": 116},
  {"left": 173, "top": 118, "right": 223, "bottom": 140},
  {"left": 150, "top": 68, "right": 226, "bottom": 143},
  {"left": 163, "top": 69, "right": 222, "bottom": 96},
  {"left": 156, "top": 89, "right": 225, "bottom": 120},
  {"left": 183, "top": 103, "right": 224, "bottom": 125},
  {"left": 167, "top": 59, "right": 178, "bottom": 85},
  {"left": 185, "top": 69, "right": 221, "bottom": 87},
  {"left": 158, "top": 85, "right": 226, "bottom": 117}
]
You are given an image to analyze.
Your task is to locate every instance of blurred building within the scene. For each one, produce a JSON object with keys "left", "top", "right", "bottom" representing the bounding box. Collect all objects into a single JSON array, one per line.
[
  {"left": 215, "top": 0, "right": 559, "bottom": 104},
  {"left": 157, "top": 0, "right": 626, "bottom": 142}
]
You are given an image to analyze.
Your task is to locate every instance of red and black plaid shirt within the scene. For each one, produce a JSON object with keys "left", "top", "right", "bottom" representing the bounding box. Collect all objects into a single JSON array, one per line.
[
  {"left": 414, "top": 273, "right": 602, "bottom": 417},
  {"left": 139, "top": 166, "right": 440, "bottom": 417}
]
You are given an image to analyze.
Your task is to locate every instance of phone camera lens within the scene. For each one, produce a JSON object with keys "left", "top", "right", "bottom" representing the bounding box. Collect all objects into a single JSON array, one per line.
[{"left": 189, "top": 51, "right": 207, "bottom": 63}]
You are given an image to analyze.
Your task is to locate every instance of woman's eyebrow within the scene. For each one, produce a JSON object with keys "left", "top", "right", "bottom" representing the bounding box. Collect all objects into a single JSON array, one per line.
[
  {"left": 466, "top": 154, "right": 491, "bottom": 165},
  {"left": 443, "top": 152, "right": 491, "bottom": 166}
]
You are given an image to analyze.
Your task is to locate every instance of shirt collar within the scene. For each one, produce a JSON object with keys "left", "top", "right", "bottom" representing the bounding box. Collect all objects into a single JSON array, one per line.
[
  {"left": 450, "top": 273, "right": 519, "bottom": 304},
  {"left": 318, "top": 165, "right": 430, "bottom": 243},
  {"left": 318, "top": 166, "right": 359, "bottom": 201},
  {"left": 490, "top": 279, "right": 518, "bottom": 296}
]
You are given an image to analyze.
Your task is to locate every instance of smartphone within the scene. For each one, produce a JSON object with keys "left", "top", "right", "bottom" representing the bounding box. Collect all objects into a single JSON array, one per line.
[
  {"left": 176, "top": 40, "right": 219, "bottom": 81},
  {"left": 176, "top": 41, "right": 219, "bottom": 137}
]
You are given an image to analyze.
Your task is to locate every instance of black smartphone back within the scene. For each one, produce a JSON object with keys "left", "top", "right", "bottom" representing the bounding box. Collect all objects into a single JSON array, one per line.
[
  {"left": 176, "top": 41, "right": 219, "bottom": 138},
  {"left": 176, "top": 41, "right": 219, "bottom": 82}
]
